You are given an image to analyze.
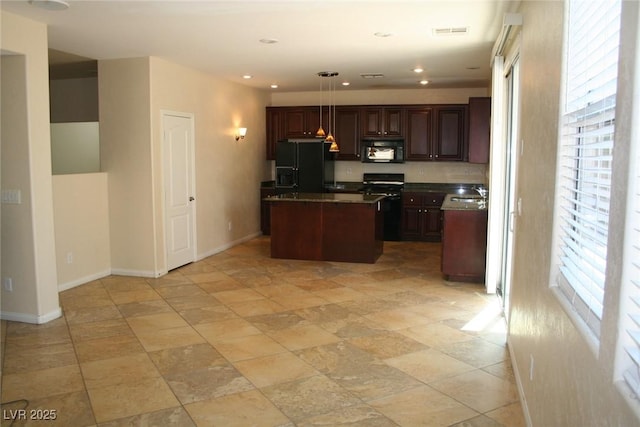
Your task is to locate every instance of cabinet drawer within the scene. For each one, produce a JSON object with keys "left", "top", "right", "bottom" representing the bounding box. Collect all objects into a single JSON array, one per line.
[
  {"left": 402, "top": 192, "right": 424, "bottom": 206},
  {"left": 424, "top": 193, "right": 445, "bottom": 206}
]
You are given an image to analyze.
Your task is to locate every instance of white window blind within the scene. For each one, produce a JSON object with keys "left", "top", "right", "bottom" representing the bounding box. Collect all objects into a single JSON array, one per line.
[
  {"left": 557, "top": 0, "right": 621, "bottom": 339},
  {"left": 621, "top": 128, "right": 640, "bottom": 405}
]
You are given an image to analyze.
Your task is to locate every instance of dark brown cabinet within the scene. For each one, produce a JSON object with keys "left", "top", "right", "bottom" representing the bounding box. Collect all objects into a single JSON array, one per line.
[
  {"left": 260, "top": 187, "right": 277, "bottom": 235},
  {"left": 266, "top": 108, "right": 284, "bottom": 160},
  {"left": 441, "top": 209, "right": 488, "bottom": 282},
  {"left": 401, "top": 192, "right": 446, "bottom": 241},
  {"left": 360, "top": 107, "right": 403, "bottom": 137},
  {"left": 468, "top": 97, "right": 491, "bottom": 164},
  {"left": 433, "top": 106, "right": 467, "bottom": 161},
  {"left": 333, "top": 107, "right": 361, "bottom": 160},
  {"left": 283, "top": 107, "right": 327, "bottom": 138},
  {"left": 405, "top": 106, "right": 467, "bottom": 161}
]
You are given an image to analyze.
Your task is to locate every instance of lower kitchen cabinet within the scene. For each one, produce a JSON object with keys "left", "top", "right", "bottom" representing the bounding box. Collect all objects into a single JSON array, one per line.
[
  {"left": 260, "top": 187, "right": 276, "bottom": 235},
  {"left": 441, "top": 209, "right": 488, "bottom": 282},
  {"left": 401, "top": 192, "right": 446, "bottom": 241}
]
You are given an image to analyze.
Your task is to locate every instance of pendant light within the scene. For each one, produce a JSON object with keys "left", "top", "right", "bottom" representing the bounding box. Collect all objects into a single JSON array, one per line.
[
  {"left": 317, "top": 71, "right": 340, "bottom": 152},
  {"left": 316, "top": 73, "right": 326, "bottom": 138}
]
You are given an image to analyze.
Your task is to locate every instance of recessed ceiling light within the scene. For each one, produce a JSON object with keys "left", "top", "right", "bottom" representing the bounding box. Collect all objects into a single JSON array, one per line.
[
  {"left": 466, "top": 66, "right": 480, "bottom": 70},
  {"left": 259, "top": 38, "right": 279, "bottom": 44},
  {"left": 242, "top": 75, "right": 252, "bottom": 79},
  {"left": 270, "top": 84, "right": 279, "bottom": 89},
  {"left": 374, "top": 32, "right": 394, "bottom": 38},
  {"left": 28, "top": 0, "right": 69, "bottom": 11},
  {"left": 341, "top": 82, "right": 350, "bottom": 86},
  {"left": 419, "top": 80, "right": 429, "bottom": 85},
  {"left": 413, "top": 67, "right": 424, "bottom": 73}
]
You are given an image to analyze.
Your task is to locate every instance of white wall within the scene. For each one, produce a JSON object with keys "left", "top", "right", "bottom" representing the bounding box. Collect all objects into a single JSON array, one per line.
[
  {"left": 52, "top": 174, "right": 111, "bottom": 290},
  {"left": 508, "top": 1, "right": 638, "bottom": 425},
  {"left": 0, "top": 11, "right": 60, "bottom": 323},
  {"left": 149, "top": 57, "right": 272, "bottom": 262}
]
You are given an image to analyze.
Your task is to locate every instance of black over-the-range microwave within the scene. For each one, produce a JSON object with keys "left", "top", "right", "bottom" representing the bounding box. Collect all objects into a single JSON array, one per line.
[{"left": 360, "top": 138, "right": 405, "bottom": 163}]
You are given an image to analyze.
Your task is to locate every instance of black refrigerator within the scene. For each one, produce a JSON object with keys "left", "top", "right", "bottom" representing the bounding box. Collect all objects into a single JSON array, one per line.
[{"left": 275, "top": 139, "right": 335, "bottom": 193}]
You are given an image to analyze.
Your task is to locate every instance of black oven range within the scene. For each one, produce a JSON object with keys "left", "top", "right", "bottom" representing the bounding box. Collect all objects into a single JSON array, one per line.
[{"left": 360, "top": 173, "right": 404, "bottom": 241}]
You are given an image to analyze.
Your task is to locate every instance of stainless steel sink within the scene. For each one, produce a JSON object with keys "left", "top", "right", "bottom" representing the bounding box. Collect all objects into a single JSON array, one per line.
[{"left": 450, "top": 196, "right": 484, "bottom": 203}]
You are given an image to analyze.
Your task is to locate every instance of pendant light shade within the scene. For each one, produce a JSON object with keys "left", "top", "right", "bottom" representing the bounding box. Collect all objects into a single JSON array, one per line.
[
  {"left": 318, "top": 71, "right": 339, "bottom": 152},
  {"left": 316, "top": 73, "right": 326, "bottom": 138}
]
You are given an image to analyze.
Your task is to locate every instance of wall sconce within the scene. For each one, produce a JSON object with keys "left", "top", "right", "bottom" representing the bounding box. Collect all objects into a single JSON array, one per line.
[{"left": 235, "top": 127, "right": 247, "bottom": 141}]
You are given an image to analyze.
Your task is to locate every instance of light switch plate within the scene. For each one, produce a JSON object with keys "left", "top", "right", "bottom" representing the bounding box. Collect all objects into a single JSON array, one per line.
[{"left": 1, "top": 189, "right": 22, "bottom": 204}]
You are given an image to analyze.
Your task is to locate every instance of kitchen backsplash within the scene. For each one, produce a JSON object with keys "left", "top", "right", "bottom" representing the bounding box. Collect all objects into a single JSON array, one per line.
[{"left": 333, "top": 160, "right": 487, "bottom": 184}]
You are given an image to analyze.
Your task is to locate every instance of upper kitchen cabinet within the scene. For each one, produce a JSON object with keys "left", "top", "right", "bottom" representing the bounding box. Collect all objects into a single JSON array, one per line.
[
  {"left": 433, "top": 105, "right": 467, "bottom": 161},
  {"left": 333, "top": 107, "right": 361, "bottom": 160},
  {"left": 283, "top": 107, "right": 328, "bottom": 138},
  {"left": 266, "top": 107, "right": 284, "bottom": 160},
  {"left": 405, "top": 107, "right": 434, "bottom": 160},
  {"left": 468, "top": 97, "right": 491, "bottom": 164},
  {"left": 405, "top": 105, "right": 467, "bottom": 161},
  {"left": 360, "top": 107, "right": 403, "bottom": 137}
]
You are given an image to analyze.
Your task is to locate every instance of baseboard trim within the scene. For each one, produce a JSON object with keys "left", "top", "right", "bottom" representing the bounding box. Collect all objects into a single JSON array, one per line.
[
  {"left": 0, "top": 307, "right": 63, "bottom": 324},
  {"left": 58, "top": 269, "right": 111, "bottom": 292},
  {"left": 109, "top": 268, "right": 160, "bottom": 278},
  {"left": 197, "top": 232, "right": 262, "bottom": 261},
  {"left": 507, "top": 337, "right": 533, "bottom": 427}
]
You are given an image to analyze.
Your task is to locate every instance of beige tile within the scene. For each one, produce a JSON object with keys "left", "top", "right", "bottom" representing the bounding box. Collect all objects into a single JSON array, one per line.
[
  {"left": 430, "top": 369, "right": 519, "bottom": 413},
  {"left": 64, "top": 304, "right": 122, "bottom": 325},
  {"left": 234, "top": 352, "right": 319, "bottom": 388},
  {"left": 148, "top": 343, "right": 226, "bottom": 375},
  {"left": 297, "top": 404, "right": 396, "bottom": 427},
  {"left": 81, "top": 353, "right": 161, "bottom": 389},
  {"left": 116, "top": 299, "right": 175, "bottom": 318},
  {"left": 99, "top": 407, "right": 195, "bottom": 427},
  {"left": 185, "top": 389, "right": 289, "bottom": 427},
  {"left": 485, "top": 402, "right": 528, "bottom": 427},
  {"left": 126, "top": 312, "right": 189, "bottom": 333},
  {"left": 248, "top": 311, "right": 308, "bottom": 333},
  {"left": 268, "top": 324, "right": 341, "bottom": 351},
  {"left": 196, "top": 278, "right": 246, "bottom": 293},
  {"left": 155, "top": 284, "right": 209, "bottom": 299},
  {"left": 194, "top": 318, "right": 261, "bottom": 343},
  {"left": 385, "top": 348, "right": 476, "bottom": 383},
  {"left": 225, "top": 299, "right": 287, "bottom": 317},
  {"left": 7, "top": 390, "right": 96, "bottom": 427},
  {"left": 108, "top": 288, "right": 162, "bottom": 305},
  {"left": 310, "top": 286, "right": 368, "bottom": 303},
  {"left": 87, "top": 376, "right": 179, "bottom": 423},
  {"left": 269, "top": 294, "right": 329, "bottom": 310},
  {"left": 370, "top": 385, "right": 479, "bottom": 427},
  {"left": 178, "top": 305, "right": 238, "bottom": 325},
  {"left": 165, "top": 294, "right": 223, "bottom": 311},
  {"left": 68, "top": 318, "right": 131, "bottom": 343},
  {"left": 262, "top": 375, "right": 361, "bottom": 422},
  {"left": 213, "top": 288, "right": 265, "bottom": 304},
  {"left": 164, "top": 364, "right": 254, "bottom": 404},
  {"left": 134, "top": 326, "right": 206, "bottom": 352},
  {"left": 1, "top": 365, "right": 85, "bottom": 402},
  {"left": 74, "top": 334, "right": 145, "bottom": 363},
  {"left": 400, "top": 322, "right": 475, "bottom": 348},
  {"left": 212, "top": 334, "right": 287, "bottom": 362},
  {"left": 183, "top": 271, "right": 231, "bottom": 284},
  {"left": 348, "top": 331, "right": 428, "bottom": 359},
  {"left": 438, "top": 338, "right": 509, "bottom": 368},
  {"left": 364, "top": 308, "right": 432, "bottom": 330},
  {"left": 3, "top": 341, "right": 77, "bottom": 374}
]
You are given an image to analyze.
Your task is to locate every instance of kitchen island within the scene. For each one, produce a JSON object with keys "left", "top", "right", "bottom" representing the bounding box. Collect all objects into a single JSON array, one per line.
[
  {"left": 440, "top": 193, "right": 488, "bottom": 282},
  {"left": 267, "top": 193, "right": 385, "bottom": 263}
]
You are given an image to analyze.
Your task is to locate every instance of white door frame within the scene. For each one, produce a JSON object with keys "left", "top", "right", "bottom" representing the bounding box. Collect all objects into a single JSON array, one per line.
[{"left": 161, "top": 110, "right": 197, "bottom": 271}]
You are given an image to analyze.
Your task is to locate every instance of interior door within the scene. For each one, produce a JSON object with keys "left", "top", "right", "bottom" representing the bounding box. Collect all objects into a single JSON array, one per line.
[{"left": 163, "top": 112, "right": 196, "bottom": 271}]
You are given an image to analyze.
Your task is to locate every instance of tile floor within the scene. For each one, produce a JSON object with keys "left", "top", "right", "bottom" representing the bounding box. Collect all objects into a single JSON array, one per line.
[{"left": 1, "top": 237, "right": 525, "bottom": 426}]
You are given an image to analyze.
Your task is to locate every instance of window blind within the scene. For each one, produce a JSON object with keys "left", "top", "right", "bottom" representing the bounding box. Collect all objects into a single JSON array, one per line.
[
  {"left": 621, "top": 105, "right": 640, "bottom": 403},
  {"left": 557, "top": 0, "right": 621, "bottom": 339}
]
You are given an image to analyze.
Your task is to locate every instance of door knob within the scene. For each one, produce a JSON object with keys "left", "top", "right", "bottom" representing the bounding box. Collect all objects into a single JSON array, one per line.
[{"left": 189, "top": 197, "right": 195, "bottom": 201}]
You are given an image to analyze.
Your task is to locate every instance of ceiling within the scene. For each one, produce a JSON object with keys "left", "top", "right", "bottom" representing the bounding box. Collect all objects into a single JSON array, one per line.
[{"left": 1, "top": 0, "right": 520, "bottom": 91}]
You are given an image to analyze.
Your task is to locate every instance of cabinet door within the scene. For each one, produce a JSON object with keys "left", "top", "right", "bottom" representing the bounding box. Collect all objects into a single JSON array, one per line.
[
  {"left": 266, "top": 108, "right": 284, "bottom": 160},
  {"left": 384, "top": 108, "right": 403, "bottom": 136},
  {"left": 401, "top": 206, "right": 422, "bottom": 240},
  {"left": 434, "top": 106, "right": 467, "bottom": 161},
  {"left": 334, "top": 107, "right": 360, "bottom": 160},
  {"left": 468, "top": 97, "right": 491, "bottom": 164},
  {"left": 405, "top": 108, "right": 433, "bottom": 160},
  {"left": 283, "top": 108, "right": 308, "bottom": 137},
  {"left": 360, "top": 108, "right": 383, "bottom": 137},
  {"left": 423, "top": 208, "right": 443, "bottom": 241}
]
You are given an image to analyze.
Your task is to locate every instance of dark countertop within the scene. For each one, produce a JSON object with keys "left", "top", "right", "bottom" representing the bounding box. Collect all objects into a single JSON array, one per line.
[
  {"left": 441, "top": 193, "right": 487, "bottom": 211},
  {"left": 266, "top": 192, "right": 385, "bottom": 204}
]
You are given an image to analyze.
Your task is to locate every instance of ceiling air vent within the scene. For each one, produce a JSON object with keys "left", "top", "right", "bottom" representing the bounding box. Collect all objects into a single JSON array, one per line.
[
  {"left": 360, "top": 73, "right": 385, "bottom": 79},
  {"left": 432, "top": 27, "right": 469, "bottom": 36}
]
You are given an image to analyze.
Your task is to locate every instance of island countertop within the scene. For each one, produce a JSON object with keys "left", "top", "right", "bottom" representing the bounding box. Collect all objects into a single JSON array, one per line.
[{"left": 266, "top": 192, "right": 385, "bottom": 204}]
